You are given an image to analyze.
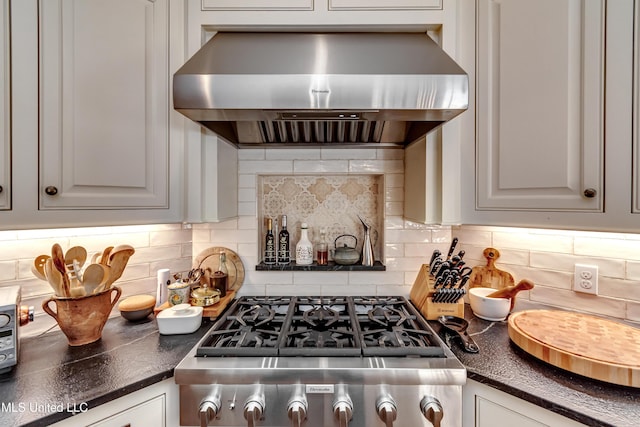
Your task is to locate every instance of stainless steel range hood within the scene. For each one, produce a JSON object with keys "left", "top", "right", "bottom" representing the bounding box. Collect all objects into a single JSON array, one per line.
[{"left": 173, "top": 32, "right": 468, "bottom": 148}]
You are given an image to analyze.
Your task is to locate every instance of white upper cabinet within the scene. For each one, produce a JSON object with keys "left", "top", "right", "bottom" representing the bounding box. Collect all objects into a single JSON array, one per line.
[
  {"left": 0, "top": 0, "right": 9, "bottom": 211},
  {"left": 39, "top": 0, "right": 169, "bottom": 209},
  {"left": 634, "top": 1, "right": 640, "bottom": 214},
  {"left": 459, "top": 0, "right": 637, "bottom": 231},
  {"left": 3, "top": 0, "right": 184, "bottom": 229},
  {"left": 192, "top": 0, "right": 453, "bottom": 28},
  {"left": 476, "top": 0, "right": 604, "bottom": 212}
]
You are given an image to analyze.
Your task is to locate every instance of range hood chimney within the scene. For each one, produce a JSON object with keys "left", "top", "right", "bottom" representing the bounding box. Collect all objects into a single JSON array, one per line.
[{"left": 173, "top": 32, "right": 468, "bottom": 148}]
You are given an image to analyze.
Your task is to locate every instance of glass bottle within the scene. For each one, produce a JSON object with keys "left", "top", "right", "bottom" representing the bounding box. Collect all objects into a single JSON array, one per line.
[
  {"left": 213, "top": 251, "right": 228, "bottom": 297},
  {"left": 316, "top": 228, "right": 328, "bottom": 265},
  {"left": 295, "top": 223, "right": 313, "bottom": 265},
  {"left": 277, "top": 215, "right": 290, "bottom": 264},
  {"left": 264, "top": 218, "right": 276, "bottom": 265}
]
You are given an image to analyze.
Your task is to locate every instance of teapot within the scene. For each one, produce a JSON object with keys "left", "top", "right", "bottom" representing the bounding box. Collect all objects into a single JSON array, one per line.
[{"left": 331, "top": 234, "right": 360, "bottom": 265}]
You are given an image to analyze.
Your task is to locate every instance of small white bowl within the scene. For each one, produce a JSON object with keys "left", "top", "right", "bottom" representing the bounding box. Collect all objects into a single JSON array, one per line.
[{"left": 469, "top": 287, "right": 511, "bottom": 321}]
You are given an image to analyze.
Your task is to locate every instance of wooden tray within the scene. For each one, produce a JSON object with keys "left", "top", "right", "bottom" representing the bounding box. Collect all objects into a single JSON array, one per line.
[
  {"left": 154, "top": 289, "right": 236, "bottom": 320},
  {"left": 508, "top": 310, "right": 640, "bottom": 388},
  {"left": 468, "top": 247, "right": 515, "bottom": 290},
  {"left": 193, "top": 247, "right": 245, "bottom": 291}
]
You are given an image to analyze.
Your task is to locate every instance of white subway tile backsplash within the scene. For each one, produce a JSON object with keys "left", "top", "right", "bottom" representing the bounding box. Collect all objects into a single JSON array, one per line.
[
  {"left": 349, "top": 159, "right": 403, "bottom": 174},
  {"left": 238, "top": 174, "right": 257, "bottom": 189},
  {"left": 0, "top": 261, "right": 15, "bottom": 281},
  {"left": 237, "top": 148, "right": 265, "bottom": 160},
  {"left": 240, "top": 160, "right": 293, "bottom": 174},
  {"left": 627, "top": 261, "right": 640, "bottom": 280},
  {"left": 575, "top": 237, "right": 640, "bottom": 261},
  {"left": 267, "top": 148, "right": 321, "bottom": 160},
  {"left": 293, "top": 160, "right": 349, "bottom": 173},
  {"left": 321, "top": 148, "right": 377, "bottom": 160}
]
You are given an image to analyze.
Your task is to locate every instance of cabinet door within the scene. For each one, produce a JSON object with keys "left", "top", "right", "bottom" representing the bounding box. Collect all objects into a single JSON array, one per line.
[
  {"left": 0, "top": 0, "right": 9, "bottom": 210},
  {"left": 88, "top": 395, "right": 164, "bottom": 427},
  {"left": 39, "top": 0, "right": 169, "bottom": 209},
  {"left": 476, "top": 0, "right": 604, "bottom": 211},
  {"left": 201, "top": 0, "right": 313, "bottom": 10},
  {"left": 328, "top": 0, "right": 442, "bottom": 10},
  {"left": 463, "top": 379, "right": 585, "bottom": 427},
  {"left": 634, "top": 1, "right": 640, "bottom": 214}
]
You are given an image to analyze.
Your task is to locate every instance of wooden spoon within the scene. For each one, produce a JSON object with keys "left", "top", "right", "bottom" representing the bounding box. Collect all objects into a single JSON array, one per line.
[
  {"left": 64, "top": 246, "right": 87, "bottom": 270},
  {"left": 100, "top": 246, "right": 114, "bottom": 266},
  {"left": 51, "top": 243, "right": 70, "bottom": 296},
  {"left": 44, "top": 257, "right": 64, "bottom": 297},
  {"left": 486, "top": 279, "right": 535, "bottom": 311},
  {"left": 104, "top": 245, "right": 135, "bottom": 287},
  {"left": 32, "top": 255, "right": 50, "bottom": 281},
  {"left": 83, "top": 263, "right": 108, "bottom": 295}
]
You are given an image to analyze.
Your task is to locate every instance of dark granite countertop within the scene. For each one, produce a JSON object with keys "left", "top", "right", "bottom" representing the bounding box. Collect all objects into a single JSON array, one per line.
[
  {"left": 0, "top": 316, "right": 212, "bottom": 427},
  {"left": 431, "top": 301, "right": 640, "bottom": 427},
  {"left": 2, "top": 300, "right": 639, "bottom": 427}
]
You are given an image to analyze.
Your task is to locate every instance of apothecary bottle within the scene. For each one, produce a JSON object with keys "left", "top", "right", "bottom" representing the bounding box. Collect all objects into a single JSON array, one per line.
[
  {"left": 214, "top": 251, "right": 228, "bottom": 297},
  {"left": 316, "top": 228, "right": 328, "bottom": 265},
  {"left": 295, "top": 223, "right": 313, "bottom": 265},
  {"left": 277, "top": 215, "right": 290, "bottom": 264},
  {"left": 264, "top": 218, "right": 276, "bottom": 264}
]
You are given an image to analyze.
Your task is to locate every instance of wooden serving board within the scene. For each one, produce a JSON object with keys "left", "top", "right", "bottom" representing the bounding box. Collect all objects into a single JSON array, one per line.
[
  {"left": 508, "top": 310, "right": 640, "bottom": 388},
  {"left": 468, "top": 247, "right": 515, "bottom": 290},
  {"left": 193, "top": 247, "right": 245, "bottom": 291},
  {"left": 154, "top": 289, "right": 236, "bottom": 320}
]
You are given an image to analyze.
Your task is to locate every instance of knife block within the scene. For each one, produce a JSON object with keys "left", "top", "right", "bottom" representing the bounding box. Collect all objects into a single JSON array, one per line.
[{"left": 410, "top": 264, "right": 465, "bottom": 320}]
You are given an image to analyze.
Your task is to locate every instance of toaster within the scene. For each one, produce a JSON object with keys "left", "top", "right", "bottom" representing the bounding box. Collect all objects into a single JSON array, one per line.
[{"left": 0, "top": 286, "right": 33, "bottom": 373}]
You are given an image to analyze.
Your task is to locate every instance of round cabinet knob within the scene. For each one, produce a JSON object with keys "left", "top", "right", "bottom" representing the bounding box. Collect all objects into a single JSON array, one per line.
[
  {"left": 287, "top": 394, "right": 308, "bottom": 427},
  {"left": 376, "top": 395, "right": 397, "bottom": 427},
  {"left": 332, "top": 392, "right": 353, "bottom": 427},
  {"left": 0, "top": 185, "right": 3, "bottom": 193},
  {"left": 420, "top": 396, "right": 444, "bottom": 427},
  {"left": 244, "top": 394, "right": 265, "bottom": 427},
  {"left": 583, "top": 188, "right": 597, "bottom": 198},
  {"left": 44, "top": 186, "right": 58, "bottom": 196}
]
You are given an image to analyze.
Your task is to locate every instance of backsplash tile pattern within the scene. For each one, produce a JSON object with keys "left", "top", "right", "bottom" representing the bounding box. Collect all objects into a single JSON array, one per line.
[
  {"left": 0, "top": 224, "right": 192, "bottom": 338},
  {"left": 259, "top": 174, "right": 383, "bottom": 262}
]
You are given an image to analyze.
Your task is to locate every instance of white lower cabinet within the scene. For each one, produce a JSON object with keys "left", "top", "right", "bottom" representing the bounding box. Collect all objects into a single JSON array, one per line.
[
  {"left": 52, "top": 379, "right": 179, "bottom": 427},
  {"left": 463, "top": 379, "right": 584, "bottom": 427}
]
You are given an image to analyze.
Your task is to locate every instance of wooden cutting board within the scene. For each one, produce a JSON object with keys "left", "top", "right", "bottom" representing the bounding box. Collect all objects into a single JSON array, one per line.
[
  {"left": 468, "top": 247, "right": 515, "bottom": 290},
  {"left": 508, "top": 310, "right": 640, "bottom": 388},
  {"left": 154, "top": 289, "right": 236, "bottom": 320}
]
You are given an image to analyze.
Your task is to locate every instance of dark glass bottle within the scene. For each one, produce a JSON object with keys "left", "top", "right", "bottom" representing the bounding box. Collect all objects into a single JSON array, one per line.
[
  {"left": 277, "top": 215, "right": 290, "bottom": 264},
  {"left": 264, "top": 218, "right": 276, "bottom": 264}
]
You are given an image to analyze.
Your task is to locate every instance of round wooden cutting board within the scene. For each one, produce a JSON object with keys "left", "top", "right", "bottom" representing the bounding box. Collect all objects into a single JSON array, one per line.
[
  {"left": 508, "top": 310, "right": 640, "bottom": 388},
  {"left": 193, "top": 247, "right": 245, "bottom": 291}
]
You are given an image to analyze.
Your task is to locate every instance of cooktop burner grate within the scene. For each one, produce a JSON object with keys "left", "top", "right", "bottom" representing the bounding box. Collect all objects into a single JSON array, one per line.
[{"left": 196, "top": 296, "right": 445, "bottom": 358}]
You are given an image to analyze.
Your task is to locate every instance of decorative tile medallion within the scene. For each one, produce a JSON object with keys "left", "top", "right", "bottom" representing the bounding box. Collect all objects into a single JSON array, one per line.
[{"left": 259, "top": 175, "right": 383, "bottom": 262}]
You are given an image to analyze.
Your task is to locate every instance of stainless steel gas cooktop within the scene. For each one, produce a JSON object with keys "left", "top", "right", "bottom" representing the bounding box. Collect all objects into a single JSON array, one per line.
[{"left": 175, "top": 296, "right": 466, "bottom": 427}]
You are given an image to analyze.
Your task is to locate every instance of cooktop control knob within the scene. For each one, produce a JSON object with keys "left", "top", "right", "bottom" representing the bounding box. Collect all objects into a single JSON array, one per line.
[
  {"left": 287, "top": 393, "right": 308, "bottom": 427},
  {"left": 243, "top": 393, "right": 265, "bottom": 427},
  {"left": 420, "top": 395, "right": 444, "bottom": 427},
  {"left": 332, "top": 388, "right": 353, "bottom": 427},
  {"left": 199, "top": 394, "right": 221, "bottom": 427},
  {"left": 376, "top": 395, "right": 397, "bottom": 427}
]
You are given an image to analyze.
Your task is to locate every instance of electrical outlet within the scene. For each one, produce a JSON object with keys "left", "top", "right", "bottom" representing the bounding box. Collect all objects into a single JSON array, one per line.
[{"left": 573, "top": 264, "right": 598, "bottom": 295}]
